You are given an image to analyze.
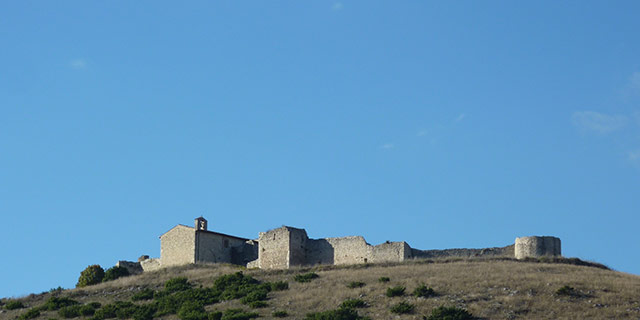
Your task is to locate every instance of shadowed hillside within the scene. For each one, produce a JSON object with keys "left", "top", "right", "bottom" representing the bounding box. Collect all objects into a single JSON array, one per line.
[{"left": 2, "top": 258, "right": 639, "bottom": 319}]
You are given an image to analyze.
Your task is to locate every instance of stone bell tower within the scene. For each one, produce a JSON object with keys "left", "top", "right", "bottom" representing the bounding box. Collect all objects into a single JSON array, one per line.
[{"left": 195, "top": 216, "right": 208, "bottom": 231}]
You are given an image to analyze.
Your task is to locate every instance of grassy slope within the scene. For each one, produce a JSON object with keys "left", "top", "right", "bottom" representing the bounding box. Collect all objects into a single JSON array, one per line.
[{"left": 2, "top": 258, "right": 640, "bottom": 319}]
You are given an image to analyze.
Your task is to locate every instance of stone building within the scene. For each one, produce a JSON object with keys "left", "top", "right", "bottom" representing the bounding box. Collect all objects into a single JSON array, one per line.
[{"left": 116, "top": 217, "right": 562, "bottom": 274}]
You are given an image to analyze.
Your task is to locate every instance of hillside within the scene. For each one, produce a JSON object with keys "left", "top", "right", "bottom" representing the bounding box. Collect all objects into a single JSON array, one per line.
[{"left": 2, "top": 257, "right": 640, "bottom": 319}]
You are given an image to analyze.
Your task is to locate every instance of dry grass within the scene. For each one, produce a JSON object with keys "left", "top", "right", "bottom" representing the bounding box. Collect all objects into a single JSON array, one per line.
[{"left": 3, "top": 258, "right": 640, "bottom": 319}]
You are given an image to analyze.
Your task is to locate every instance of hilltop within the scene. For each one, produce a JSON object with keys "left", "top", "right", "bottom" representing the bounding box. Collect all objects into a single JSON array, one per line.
[{"left": 2, "top": 257, "right": 639, "bottom": 319}]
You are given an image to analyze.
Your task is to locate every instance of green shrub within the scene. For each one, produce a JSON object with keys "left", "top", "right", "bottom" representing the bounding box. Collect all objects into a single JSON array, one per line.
[
  {"left": 132, "top": 288, "right": 155, "bottom": 301},
  {"left": 240, "top": 289, "right": 268, "bottom": 304},
  {"left": 49, "top": 286, "right": 65, "bottom": 294},
  {"left": 426, "top": 306, "right": 475, "bottom": 320},
  {"left": 153, "top": 294, "right": 182, "bottom": 316},
  {"left": 103, "top": 266, "right": 130, "bottom": 282},
  {"left": 346, "top": 281, "right": 365, "bottom": 289},
  {"left": 42, "top": 297, "right": 79, "bottom": 311},
  {"left": 4, "top": 300, "right": 25, "bottom": 310},
  {"left": 248, "top": 301, "right": 267, "bottom": 308},
  {"left": 294, "top": 272, "right": 319, "bottom": 283},
  {"left": 269, "top": 281, "right": 289, "bottom": 291},
  {"left": 304, "top": 307, "right": 370, "bottom": 320},
  {"left": 389, "top": 302, "right": 414, "bottom": 314},
  {"left": 77, "top": 265, "right": 105, "bottom": 287},
  {"left": 91, "top": 301, "right": 136, "bottom": 320},
  {"left": 58, "top": 304, "right": 97, "bottom": 318},
  {"left": 413, "top": 284, "right": 436, "bottom": 298},
  {"left": 177, "top": 301, "right": 207, "bottom": 320},
  {"left": 209, "top": 311, "right": 223, "bottom": 320},
  {"left": 385, "top": 286, "right": 405, "bottom": 297},
  {"left": 377, "top": 277, "right": 390, "bottom": 283},
  {"left": 17, "top": 308, "right": 40, "bottom": 320},
  {"left": 555, "top": 285, "right": 586, "bottom": 298},
  {"left": 339, "top": 299, "right": 367, "bottom": 309},
  {"left": 132, "top": 304, "right": 156, "bottom": 320},
  {"left": 220, "top": 308, "right": 259, "bottom": 320},
  {"left": 154, "top": 288, "right": 219, "bottom": 316},
  {"left": 272, "top": 310, "right": 288, "bottom": 317},
  {"left": 165, "top": 277, "right": 192, "bottom": 293}
]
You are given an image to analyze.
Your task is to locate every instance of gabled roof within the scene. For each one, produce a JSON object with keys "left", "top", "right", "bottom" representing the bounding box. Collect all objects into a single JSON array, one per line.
[{"left": 159, "top": 224, "right": 251, "bottom": 241}]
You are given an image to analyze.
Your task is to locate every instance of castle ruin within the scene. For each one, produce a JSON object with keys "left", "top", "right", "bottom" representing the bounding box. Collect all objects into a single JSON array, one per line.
[{"left": 117, "top": 217, "right": 562, "bottom": 273}]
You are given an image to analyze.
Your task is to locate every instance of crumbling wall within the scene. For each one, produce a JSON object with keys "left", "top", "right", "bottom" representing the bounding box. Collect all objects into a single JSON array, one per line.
[
  {"left": 232, "top": 240, "right": 259, "bottom": 266},
  {"left": 412, "top": 244, "right": 515, "bottom": 259},
  {"left": 323, "top": 236, "right": 372, "bottom": 265},
  {"left": 370, "top": 241, "right": 411, "bottom": 263},
  {"left": 161, "top": 225, "right": 195, "bottom": 267},
  {"left": 258, "top": 227, "right": 291, "bottom": 269},
  {"left": 515, "top": 236, "right": 561, "bottom": 259},
  {"left": 195, "top": 232, "right": 246, "bottom": 264},
  {"left": 288, "top": 228, "right": 308, "bottom": 267},
  {"left": 140, "top": 258, "right": 162, "bottom": 272},
  {"left": 116, "top": 260, "right": 143, "bottom": 275},
  {"left": 306, "top": 239, "right": 334, "bottom": 265}
]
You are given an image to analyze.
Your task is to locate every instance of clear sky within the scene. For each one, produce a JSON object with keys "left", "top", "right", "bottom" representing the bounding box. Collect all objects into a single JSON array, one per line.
[{"left": 1, "top": 1, "right": 639, "bottom": 298}]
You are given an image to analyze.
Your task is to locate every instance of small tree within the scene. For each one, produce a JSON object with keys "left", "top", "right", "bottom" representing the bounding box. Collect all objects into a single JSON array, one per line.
[
  {"left": 103, "top": 266, "right": 130, "bottom": 282},
  {"left": 77, "top": 265, "right": 105, "bottom": 287}
]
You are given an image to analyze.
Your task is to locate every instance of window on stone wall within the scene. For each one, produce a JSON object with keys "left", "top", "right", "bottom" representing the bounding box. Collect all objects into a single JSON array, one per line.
[{"left": 224, "top": 239, "right": 229, "bottom": 248}]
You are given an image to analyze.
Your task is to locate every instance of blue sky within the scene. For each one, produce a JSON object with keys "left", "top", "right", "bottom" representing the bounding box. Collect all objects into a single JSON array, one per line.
[{"left": 2, "top": 1, "right": 640, "bottom": 298}]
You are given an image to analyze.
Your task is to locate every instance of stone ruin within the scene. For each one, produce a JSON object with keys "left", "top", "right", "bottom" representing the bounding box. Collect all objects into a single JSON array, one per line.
[{"left": 115, "top": 217, "right": 562, "bottom": 274}]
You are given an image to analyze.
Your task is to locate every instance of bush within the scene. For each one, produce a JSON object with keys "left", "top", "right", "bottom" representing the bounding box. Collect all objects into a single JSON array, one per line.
[
  {"left": 42, "top": 297, "right": 79, "bottom": 311},
  {"left": 389, "top": 302, "right": 414, "bottom": 314},
  {"left": 58, "top": 304, "right": 97, "bottom": 318},
  {"left": 177, "top": 301, "right": 207, "bottom": 320},
  {"left": 240, "top": 289, "right": 268, "bottom": 304},
  {"left": 17, "top": 308, "right": 40, "bottom": 320},
  {"left": 131, "top": 288, "right": 155, "bottom": 301},
  {"left": 385, "top": 286, "right": 405, "bottom": 297},
  {"left": 269, "top": 281, "right": 289, "bottom": 291},
  {"left": 555, "top": 285, "right": 585, "bottom": 298},
  {"left": 4, "top": 300, "right": 25, "bottom": 310},
  {"left": 339, "top": 299, "right": 367, "bottom": 309},
  {"left": 426, "top": 306, "right": 475, "bottom": 320},
  {"left": 272, "top": 310, "right": 288, "bottom": 317},
  {"left": 377, "top": 277, "right": 390, "bottom": 283},
  {"left": 209, "top": 311, "right": 223, "bottom": 320},
  {"left": 294, "top": 272, "right": 319, "bottom": 283},
  {"left": 91, "top": 301, "right": 137, "bottom": 320},
  {"left": 77, "top": 265, "right": 105, "bottom": 287},
  {"left": 165, "top": 277, "right": 192, "bottom": 293},
  {"left": 220, "top": 308, "right": 259, "bottom": 320},
  {"left": 346, "top": 281, "right": 366, "bottom": 289},
  {"left": 248, "top": 301, "right": 267, "bottom": 308},
  {"left": 304, "top": 307, "right": 370, "bottom": 320},
  {"left": 132, "top": 304, "right": 156, "bottom": 320},
  {"left": 413, "top": 284, "right": 436, "bottom": 298},
  {"left": 103, "top": 266, "right": 130, "bottom": 282}
]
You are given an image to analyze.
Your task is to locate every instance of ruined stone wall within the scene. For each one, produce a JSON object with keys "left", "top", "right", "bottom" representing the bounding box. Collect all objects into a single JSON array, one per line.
[
  {"left": 412, "top": 244, "right": 514, "bottom": 259},
  {"left": 323, "top": 236, "right": 372, "bottom": 265},
  {"left": 232, "top": 240, "right": 259, "bottom": 266},
  {"left": 306, "top": 239, "right": 335, "bottom": 265},
  {"left": 288, "top": 228, "right": 308, "bottom": 267},
  {"left": 370, "top": 241, "right": 411, "bottom": 263},
  {"left": 140, "top": 258, "right": 162, "bottom": 272},
  {"left": 258, "top": 227, "right": 291, "bottom": 269},
  {"left": 195, "top": 232, "right": 246, "bottom": 264},
  {"left": 160, "top": 225, "right": 195, "bottom": 267},
  {"left": 515, "top": 236, "right": 561, "bottom": 259},
  {"left": 116, "top": 260, "right": 143, "bottom": 275}
]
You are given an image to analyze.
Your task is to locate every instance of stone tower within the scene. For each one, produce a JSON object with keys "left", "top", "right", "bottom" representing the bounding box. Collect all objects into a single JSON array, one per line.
[
  {"left": 195, "top": 216, "right": 208, "bottom": 231},
  {"left": 515, "top": 236, "right": 561, "bottom": 259}
]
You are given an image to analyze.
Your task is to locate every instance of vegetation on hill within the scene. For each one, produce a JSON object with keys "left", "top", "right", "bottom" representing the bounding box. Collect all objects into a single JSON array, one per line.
[{"left": 3, "top": 257, "right": 640, "bottom": 319}]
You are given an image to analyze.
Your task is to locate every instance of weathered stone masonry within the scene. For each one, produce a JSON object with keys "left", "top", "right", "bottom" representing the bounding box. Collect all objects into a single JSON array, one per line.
[{"left": 116, "top": 217, "right": 562, "bottom": 273}]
